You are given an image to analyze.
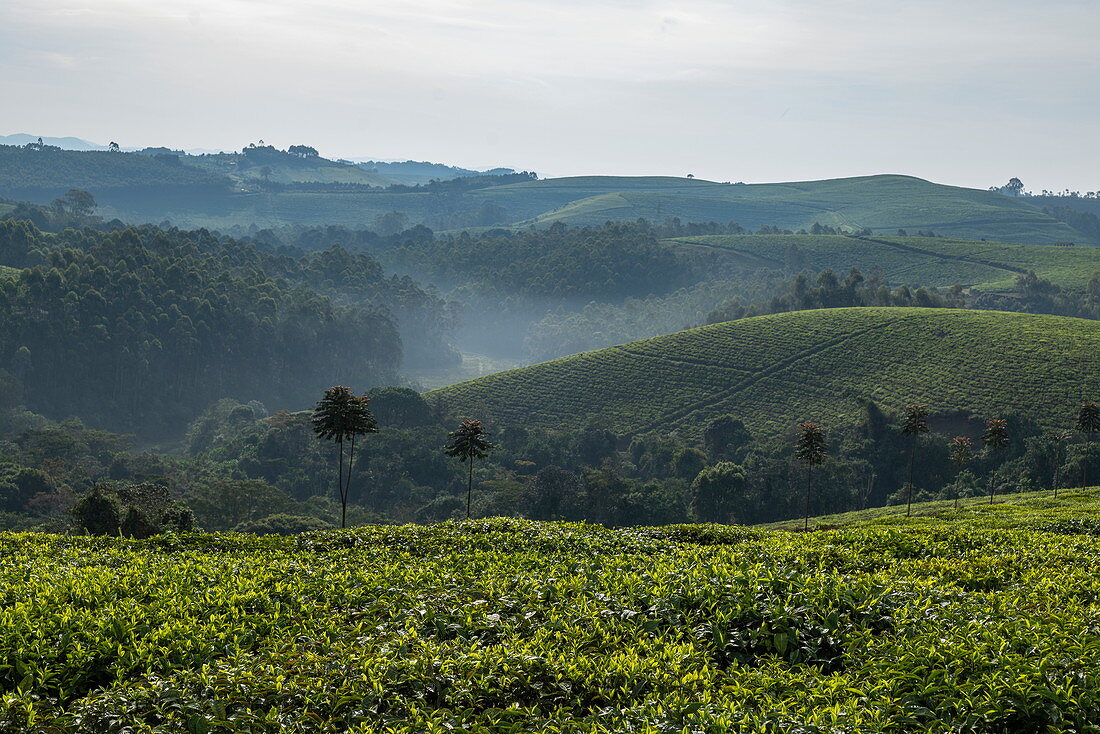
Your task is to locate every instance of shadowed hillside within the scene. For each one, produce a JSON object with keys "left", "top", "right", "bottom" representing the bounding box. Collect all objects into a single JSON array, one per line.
[{"left": 429, "top": 307, "right": 1100, "bottom": 438}]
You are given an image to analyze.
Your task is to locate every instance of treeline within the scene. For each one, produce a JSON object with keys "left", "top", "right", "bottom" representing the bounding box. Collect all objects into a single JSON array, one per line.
[
  {"left": 1042, "top": 206, "right": 1100, "bottom": 243},
  {"left": 1, "top": 377, "right": 1095, "bottom": 535},
  {"left": 384, "top": 221, "right": 700, "bottom": 300},
  {"left": 706, "top": 267, "right": 963, "bottom": 324},
  {"left": 974, "top": 270, "right": 1100, "bottom": 320},
  {"left": 0, "top": 145, "right": 225, "bottom": 196},
  {"left": 0, "top": 220, "right": 458, "bottom": 435}
]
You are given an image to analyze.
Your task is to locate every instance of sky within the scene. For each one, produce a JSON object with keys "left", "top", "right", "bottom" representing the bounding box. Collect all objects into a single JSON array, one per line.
[{"left": 1, "top": 0, "right": 1097, "bottom": 192}]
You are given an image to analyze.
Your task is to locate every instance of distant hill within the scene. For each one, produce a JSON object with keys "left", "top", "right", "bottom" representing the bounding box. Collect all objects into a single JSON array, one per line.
[
  {"left": 355, "top": 160, "right": 517, "bottom": 186},
  {"left": 0, "top": 145, "right": 228, "bottom": 205},
  {"left": 0, "top": 143, "right": 1094, "bottom": 243},
  {"left": 666, "top": 234, "right": 1100, "bottom": 293},
  {"left": 0, "top": 134, "right": 106, "bottom": 150},
  {"left": 428, "top": 308, "right": 1100, "bottom": 439},
  {"left": 475, "top": 175, "right": 1093, "bottom": 244}
]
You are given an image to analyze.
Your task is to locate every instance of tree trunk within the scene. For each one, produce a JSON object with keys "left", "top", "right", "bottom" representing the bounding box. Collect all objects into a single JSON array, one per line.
[
  {"left": 344, "top": 435, "right": 356, "bottom": 530},
  {"left": 337, "top": 438, "right": 345, "bottom": 529},
  {"left": 1054, "top": 447, "right": 1062, "bottom": 500},
  {"left": 906, "top": 437, "right": 918, "bottom": 517},
  {"left": 466, "top": 459, "right": 474, "bottom": 520},
  {"left": 803, "top": 465, "right": 812, "bottom": 531},
  {"left": 1086, "top": 434, "right": 1093, "bottom": 489},
  {"left": 988, "top": 466, "right": 996, "bottom": 505}
]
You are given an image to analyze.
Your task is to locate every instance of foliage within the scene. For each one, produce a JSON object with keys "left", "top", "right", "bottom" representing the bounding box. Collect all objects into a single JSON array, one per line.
[
  {"left": 431, "top": 308, "right": 1100, "bottom": 440},
  {"left": 72, "top": 482, "right": 193, "bottom": 538},
  {"left": 4, "top": 493, "right": 1100, "bottom": 730},
  {"left": 0, "top": 220, "right": 460, "bottom": 434}
]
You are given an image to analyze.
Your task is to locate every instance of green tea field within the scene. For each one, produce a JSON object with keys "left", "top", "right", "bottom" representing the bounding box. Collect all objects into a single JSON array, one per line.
[
  {"left": 495, "top": 175, "right": 1093, "bottom": 244},
  {"left": 3, "top": 489, "right": 1100, "bottom": 732},
  {"left": 670, "top": 234, "right": 1100, "bottom": 293},
  {"left": 429, "top": 308, "right": 1100, "bottom": 439}
]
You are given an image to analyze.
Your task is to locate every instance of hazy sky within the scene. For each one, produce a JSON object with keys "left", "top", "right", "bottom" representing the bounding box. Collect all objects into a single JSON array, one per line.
[{"left": 2, "top": 0, "right": 1097, "bottom": 191}]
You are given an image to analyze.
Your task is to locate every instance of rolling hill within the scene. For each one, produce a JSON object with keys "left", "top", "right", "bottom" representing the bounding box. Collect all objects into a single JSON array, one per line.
[
  {"left": 428, "top": 308, "right": 1100, "bottom": 439},
  {"left": 490, "top": 175, "right": 1092, "bottom": 244},
  {"left": 668, "top": 234, "right": 1100, "bottom": 293},
  {"left": 1, "top": 144, "right": 1094, "bottom": 243}
]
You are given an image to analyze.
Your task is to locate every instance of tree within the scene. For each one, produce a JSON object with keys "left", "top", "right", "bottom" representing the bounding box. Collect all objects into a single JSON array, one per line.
[
  {"left": 948, "top": 436, "right": 973, "bottom": 509},
  {"left": 1077, "top": 401, "right": 1100, "bottom": 488},
  {"left": 527, "top": 466, "right": 584, "bottom": 521},
  {"left": 702, "top": 415, "right": 752, "bottom": 461},
  {"left": 288, "top": 145, "right": 319, "bottom": 158},
  {"left": 900, "top": 404, "right": 929, "bottom": 517},
  {"left": 374, "top": 210, "right": 409, "bottom": 237},
  {"left": 311, "top": 386, "right": 378, "bottom": 529},
  {"left": 795, "top": 422, "right": 826, "bottom": 530},
  {"left": 981, "top": 419, "right": 1009, "bottom": 504},
  {"left": 1002, "top": 177, "right": 1025, "bottom": 196},
  {"left": 53, "top": 189, "right": 97, "bottom": 218},
  {"left": 1048, "top": 430, "right": 1073, "bottom": 498},
  {"left": 444, "top": 419, "right": 494, "bottom": 519},
  {"left": 690, "top": 462, "right": 746, "bottom": 523},
  {"left": 108, "top": 141, "right": 120, "bottom": 153}
]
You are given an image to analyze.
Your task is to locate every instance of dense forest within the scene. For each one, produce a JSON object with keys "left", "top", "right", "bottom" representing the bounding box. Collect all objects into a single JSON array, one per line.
[{"left": 0, "top": 219, "right": 457, "bottom": 434}]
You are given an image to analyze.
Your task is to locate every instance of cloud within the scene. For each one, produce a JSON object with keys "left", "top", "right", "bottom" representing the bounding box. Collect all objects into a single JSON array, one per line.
[{"left": 0, "top": 0, "right": 1096, "bottom": 189}]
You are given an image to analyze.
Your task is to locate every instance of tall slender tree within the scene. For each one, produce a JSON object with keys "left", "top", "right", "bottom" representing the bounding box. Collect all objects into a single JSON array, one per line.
[
  {"left": 948, "top": 436, "right": 973, "bottom": 510},
  {"left": 311, "top": 386, "right": 378, "bottom": 528},
  {"left": 1076, "top": 401, "right": 1100, "bottom": 488},
  {"left": 444, "top": 419, "right": 495, "bottom": 519},
  {"left": 795, "top": 422, "right": 827, "bottom": 531},
  {"left": 900, "top": 404, "right": 930, "bottom": 517},
  {"left": 1048, "top": 430, "right": 1074, "bottom": 498},
  {"left": 981, "top": 419, "right": 1009, "bottom": 505}
]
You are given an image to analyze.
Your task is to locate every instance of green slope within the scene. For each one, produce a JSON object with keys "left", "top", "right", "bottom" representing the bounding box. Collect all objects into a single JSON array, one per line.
[
  {"left": 487, "top": 174, "right": 1090, "bottom": 244},
  {"left": 0, "top": 145, "right": 225, "bottom": 196},
  {"left": 670, "top": 234, "right": 1100, "bottom": 292},
  {"left": 767, "top": 486, "right": 1100, "bottom": 530},
  {"left": 428, "top": 308, "right": 1100, "bottom": 439}
]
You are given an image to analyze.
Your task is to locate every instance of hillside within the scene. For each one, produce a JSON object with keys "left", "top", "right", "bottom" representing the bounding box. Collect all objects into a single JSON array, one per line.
[
  {"left": 4, "top": 493, "right": 1100, "bottom": 730},
  {"left": 669, "top": 234, "right": 1100, "bottom": 293},
  {"left": 486, "top": 174, "right": 1093, "bottom": 244},
  {"left": 2, "top": 146, "right": 1094, "bottom": 243},
  {"left": 429, "top": 308, "right": 1100, "bottom": 439},
  {"left": 0, "top": 145, "right": 226, "bottom": 199}
]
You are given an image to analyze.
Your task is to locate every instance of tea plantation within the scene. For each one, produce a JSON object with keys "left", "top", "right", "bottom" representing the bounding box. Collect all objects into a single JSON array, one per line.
[
  {"left": 3, "top": 490, "right": 1100, "bottom": 732},
  {"left": 429, "top": 308, "right": 1100, "bottom": 439},
  {"left": 669, "top": 234, "right": 1100, "bottom": 293}
]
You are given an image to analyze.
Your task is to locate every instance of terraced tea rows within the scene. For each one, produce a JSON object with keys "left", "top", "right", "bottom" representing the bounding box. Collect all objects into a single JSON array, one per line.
[
  {"left": 3, "top": 490, "right": 1100, "bottom": 731},
  {"left": 429, "top": 308, "right": 1100, "bottom": 439},
  {"left": 670, "top": 234, "right": 1100, "bottom": 293}
]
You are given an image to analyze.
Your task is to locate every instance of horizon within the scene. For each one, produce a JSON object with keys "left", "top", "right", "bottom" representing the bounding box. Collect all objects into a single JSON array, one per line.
[
  {"left": 2, "top": 0, "right": 1098, "bottom": 193},
  {"left": 0, "top": 131, "right": 1075, "bottom": 195}
]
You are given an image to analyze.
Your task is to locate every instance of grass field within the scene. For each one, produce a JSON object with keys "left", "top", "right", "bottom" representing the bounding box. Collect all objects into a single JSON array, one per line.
[
  {"left": 4, "top": 490, "right": 1100, "bottom": 731},
  {"left": 670, "top": 234, "right": 1100, "bottom": 292},
  {"left": 428, "top": 308, "right": 1100, "bottom": 439}
]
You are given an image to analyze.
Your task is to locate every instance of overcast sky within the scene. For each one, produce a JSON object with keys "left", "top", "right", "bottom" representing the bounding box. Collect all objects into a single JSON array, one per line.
[{"left": 2, "top": 0, "right": 1097, "bottom": 191}]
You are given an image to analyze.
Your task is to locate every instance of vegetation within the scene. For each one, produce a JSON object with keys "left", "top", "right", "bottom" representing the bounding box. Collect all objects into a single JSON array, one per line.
[
  {"left": 311, "top": 387, "right": 378, "bottom": 528},
  {"left": 1, "top": 492, "right": 1100, "bottom": 730},
  {"left": 443, "top": 419, "right": 495, "bottom": 519},
  {"left": 0, "top": 220, "right": 457, "bottom": 435},
  {"left": 430, "top": 308, "right": 1100, "bottom": 440}
]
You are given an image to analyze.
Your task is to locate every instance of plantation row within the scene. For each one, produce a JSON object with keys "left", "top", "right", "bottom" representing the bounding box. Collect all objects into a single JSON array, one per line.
[
  {"left": 2, "top": 490, "right": 1099, "bottom": 731},
  {"left": 430, "top": 308, "right": 1100, "bottom": 439},
  {"left": 670, "top": 234, "right": 1100, "bottom": 293}
]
